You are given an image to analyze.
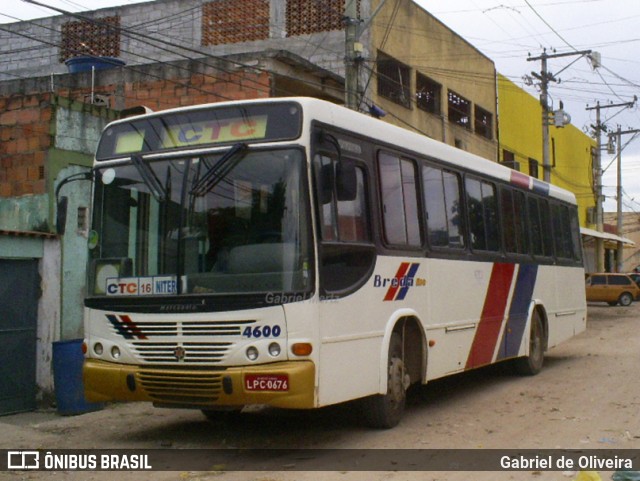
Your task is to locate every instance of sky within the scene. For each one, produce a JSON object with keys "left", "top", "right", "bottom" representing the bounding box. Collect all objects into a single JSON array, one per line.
[{"left": 2, "top": 0, "right": 640, "bottom": 213}]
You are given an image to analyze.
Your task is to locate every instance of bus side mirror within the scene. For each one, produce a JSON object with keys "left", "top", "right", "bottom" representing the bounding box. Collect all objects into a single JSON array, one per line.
[
  {"left": 320, "top": 163, "right": 334, "bottom": 204},
  {"left": 336, "top": 159, "right": 357, "bottom": 202},
  {"left": 56, "top": 196, "right": 68, "bottom": 235}
]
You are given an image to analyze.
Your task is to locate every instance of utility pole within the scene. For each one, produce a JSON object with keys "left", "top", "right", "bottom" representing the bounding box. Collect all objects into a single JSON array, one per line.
[
  {"left": 344, "top": 0, "right": 360, "bottom": 110},
  {"left": 343, "top": 0, "right": 389, "bottom": 111},
  {"left": 527, "top": 49, "right": 593, "bottom": 183},
  {"left": 586, "top": 99, "right": 635, "bottom": 272},
  {"left": 611, "top": 125, "right": 640, "bottom": 272}
]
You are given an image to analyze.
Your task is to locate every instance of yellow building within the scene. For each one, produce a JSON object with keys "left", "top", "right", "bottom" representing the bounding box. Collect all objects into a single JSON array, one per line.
[
  {"left": 367, "top": 0, "right": 498, "bottom": 161},
  {"left": 497, "top": 75, "right": 596, "bottom": 228}
]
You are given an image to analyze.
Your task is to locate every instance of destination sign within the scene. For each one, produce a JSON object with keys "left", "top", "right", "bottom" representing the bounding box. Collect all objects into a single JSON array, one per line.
[
  {"left": 160, "top": 115, "right": 267, "bottom": 149},
  {"left": 96, "top": 102, "right": 302, "bottom": 161}
]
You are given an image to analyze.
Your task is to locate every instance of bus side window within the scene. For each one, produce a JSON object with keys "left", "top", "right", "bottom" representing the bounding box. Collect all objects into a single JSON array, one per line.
[
  {"left": 422, "top": 165, "right": 464, "bottom": 248},
  {"left": 378, "top": 151, "right": 421, "bottom": 247},
  {"left": 465, "top": 177, "right": 499, "bottom": 252},
  {"left": 501, "top": 188, "right": 529, "bottom": 255},
  {"left": 539, "top": 199, "right": 554, "bottom": 257},
  {"left": 528, "top": 196, "right": 544, "bottom": 257},
  {"left": 552, "top": 203, "right": 575, "bottom": 260},
  {"left": 314, "top": 154, "right": 369, "bottom": 243},
  {"left": 569, "top": 206, "right": 583, "bottom": 262}
]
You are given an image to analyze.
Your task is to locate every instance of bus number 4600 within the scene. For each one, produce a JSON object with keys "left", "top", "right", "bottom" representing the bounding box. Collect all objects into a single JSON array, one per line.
[{"left": 242, "top": 325, "right": 282, "bottom": 338}]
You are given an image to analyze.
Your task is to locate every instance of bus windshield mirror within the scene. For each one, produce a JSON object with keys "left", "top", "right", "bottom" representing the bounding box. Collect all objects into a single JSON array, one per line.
[
  {"left": 336, "top": 158, "right": 357, "bottom": 201},
  {"left": 190, "top": 142, "right": 248, "bottom": 197},
  {"left": 131, "top": 154, "right": 166, "bottom": 202},
  {"left": 320, "top": 163, "right": 334, "bottom": 204}
]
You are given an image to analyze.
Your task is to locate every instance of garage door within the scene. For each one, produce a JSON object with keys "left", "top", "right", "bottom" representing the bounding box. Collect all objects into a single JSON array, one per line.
[{"left": 0, "top": 259, "right": 39, "bottom": 415}]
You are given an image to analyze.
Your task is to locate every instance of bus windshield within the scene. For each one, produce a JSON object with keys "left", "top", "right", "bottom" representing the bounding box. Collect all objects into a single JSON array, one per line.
[{"left": 88, "top": 148, "right": 312, "bottom": 298}]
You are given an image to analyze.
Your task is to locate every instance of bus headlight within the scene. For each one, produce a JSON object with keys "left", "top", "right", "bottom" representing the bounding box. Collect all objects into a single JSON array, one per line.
[
  {"left": 246, "top": 346, "right": 259, "bottom": 361},
  {"left": 268, "top": 342, "right": 281, "bottom": 357},
  {"left": 111, "top": 346, "right": 121, "bottom": 360},
  {"left": 93, "top": 343, "right": 103, "bottom": 356}
]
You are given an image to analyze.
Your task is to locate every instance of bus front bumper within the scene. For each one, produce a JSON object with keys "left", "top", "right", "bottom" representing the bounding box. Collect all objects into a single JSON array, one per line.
[{"left": 83, "top": 359, "right": 316, "bottom": 409}]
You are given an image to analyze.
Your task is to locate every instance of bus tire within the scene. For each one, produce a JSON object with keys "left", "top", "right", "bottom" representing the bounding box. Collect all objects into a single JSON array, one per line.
[
  {"left": 362, "top": 332, "right": 407, "bottom": 429},
  {"left": 513, "top": 309, "right": 545, "bottom": 376}
]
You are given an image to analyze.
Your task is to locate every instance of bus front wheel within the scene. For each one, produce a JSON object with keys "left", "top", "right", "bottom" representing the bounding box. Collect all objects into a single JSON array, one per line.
[{"left": 362, "top": 332, "right": 408, "bottom": 429}]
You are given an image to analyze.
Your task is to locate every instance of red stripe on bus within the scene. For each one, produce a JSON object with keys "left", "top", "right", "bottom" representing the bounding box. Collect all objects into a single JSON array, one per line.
[
  {"left": 465, "top": 263, "right": 515, "bottom": 369},
  {"left": 510, "top": 170, "right": 531, "bottom": 190},
  {"left": 120, "top": 314, "right": 147, "bottom": 340},
  {"left": 384, "top": 262, "right": 411, "bottom": 301}
]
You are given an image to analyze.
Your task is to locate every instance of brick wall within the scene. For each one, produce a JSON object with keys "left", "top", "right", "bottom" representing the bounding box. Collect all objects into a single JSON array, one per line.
[
  {"left": 0, "top": 93, "right": 51, "bottom": 197},
  {"left": 55, "top": 65, "right": 272, "bottom": 112},
  {"left": 0, "top": 63, "right": 272, "bottom": 199}
]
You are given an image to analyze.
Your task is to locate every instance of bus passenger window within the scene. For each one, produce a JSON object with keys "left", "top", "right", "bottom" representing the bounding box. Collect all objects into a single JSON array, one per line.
[
  {"left": 314, "top": 155, "right": 369, "bottom": 242},
  {"left": 528, "top": 197, "right": 545, "bottom": 257},
  {"left": 465, "top": 177, "right": 499, "bottom": 252},
  {"left": 378, "top": 152, "right": 421, "bottom": 247},
  {"left": 423, "top": 166, "right": 464, "bottom": 248},
  {"left": 501, "top": 189, "right": 528, "bottom": 255}
]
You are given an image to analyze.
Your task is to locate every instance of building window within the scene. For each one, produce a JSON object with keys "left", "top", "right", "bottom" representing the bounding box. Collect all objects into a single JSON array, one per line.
[
  {"left": 448, "top": 90, "right": 471, "bottom": 129},
  {"left": 377, "top": 52, "right": 411, "bottom": 109},
  {"left": 474, "top": 105, "right": 492, "bottom": 139},
  {"left": 501, "top": 150, "right": 519, "bottom": 170},
  {"left": 60, "top": 16, "right": 120, "bottom": 62},
  {"left": 202, "top": 0, "right": 269, "bottom": 46},
  {"left": 416, "top": 73, "right": 441, "bottom": 115},
  {"left": 286, "top": 0, "right": 360, "bottom": 37},
  {"left": 529, "top": 158, "right": 539, "bottom": 179},
  {"left": 503, "top": 150, "right": 515, "bottom": 162}
]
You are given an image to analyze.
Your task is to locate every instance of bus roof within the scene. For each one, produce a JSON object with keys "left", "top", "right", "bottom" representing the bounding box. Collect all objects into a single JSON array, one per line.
[{"left": 105, "top": 96, "right": 577, "bottom": 205}]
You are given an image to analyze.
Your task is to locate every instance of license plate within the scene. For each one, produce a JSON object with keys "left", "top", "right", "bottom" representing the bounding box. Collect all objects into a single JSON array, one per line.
[{"left": 244, "top": 374, "right": 289, "bottom": 392}]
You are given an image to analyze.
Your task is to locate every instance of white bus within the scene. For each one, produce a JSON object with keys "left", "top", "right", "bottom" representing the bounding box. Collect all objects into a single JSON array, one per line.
[{"left": 82, "top": 97, "right": 586, "bottom": 428}]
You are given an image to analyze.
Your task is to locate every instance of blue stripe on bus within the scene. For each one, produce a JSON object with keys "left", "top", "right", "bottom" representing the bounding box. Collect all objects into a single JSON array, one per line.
[
  {"left": 499, "top": 264, "right": 538, "bottom": 359},
  {"left": 395, "top": 263, "right": 420, "bottom": 301},
  {"left": 532, "top": 178, "right": 550, "bottom": 196},
  {"left": 106, "top": 314, "right": 134, "bottom": 340}
]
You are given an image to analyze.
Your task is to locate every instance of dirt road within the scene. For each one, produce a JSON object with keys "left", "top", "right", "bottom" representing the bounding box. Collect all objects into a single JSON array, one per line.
[{"left": 2, "top": 303, "right": 638, "bottom": 481}]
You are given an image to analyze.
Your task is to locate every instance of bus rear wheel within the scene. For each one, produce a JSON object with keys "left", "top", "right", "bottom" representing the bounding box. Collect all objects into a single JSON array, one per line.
[
  {"left": 362, "top": 333, "right": 408, "bottom": 429},
  {"left": 513, "top": 310, "right": 545, "bottom": 376}
]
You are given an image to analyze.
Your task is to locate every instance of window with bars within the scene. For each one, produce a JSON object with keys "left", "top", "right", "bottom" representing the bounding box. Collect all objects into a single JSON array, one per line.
[
  {"left": 474, "top": 105, "right": 492, "bottom": 139},
  {"left": 448, "top": 90, "right": 471, "bottom": 129},
  {"left": 286, "top": 0, "right": 359, "bottom": 37},
  {"left": 377, "top": 52, "right": 411, "bottom": 109},
  {"left": 202, "top": 0, "right": 269, "bottom": 46},
  {"left": 59, "top": 16, "right": 120, "bottom": 62},
  {"left": 416, "top": 73, "right": 441, "bottom": 115}
]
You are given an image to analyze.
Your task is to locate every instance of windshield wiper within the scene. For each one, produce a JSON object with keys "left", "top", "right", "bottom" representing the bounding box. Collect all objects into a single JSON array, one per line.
[
  {"left": 190, "top": 142, "right": 248, "bottom": 197},
  {"left": 131, "top": 154, "right": 166, "bottom": 202}
]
